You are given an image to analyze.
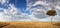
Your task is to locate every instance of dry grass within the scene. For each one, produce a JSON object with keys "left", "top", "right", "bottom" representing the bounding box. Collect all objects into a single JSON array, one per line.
[
  {"left": 0, "top": 22, "right": 60, "bottom": 28},
  {"left": 0, "top": 22, "right": 9, "bottom": 28}
]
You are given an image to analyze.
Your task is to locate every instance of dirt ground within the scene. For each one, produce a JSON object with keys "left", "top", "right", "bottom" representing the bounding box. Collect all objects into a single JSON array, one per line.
[{"left": 0, "top": 22, "right": 60, "bottom": 28}]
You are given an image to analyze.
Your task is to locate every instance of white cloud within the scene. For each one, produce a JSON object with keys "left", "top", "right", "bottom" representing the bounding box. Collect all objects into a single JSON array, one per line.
[
  {"left": 0, "top": 0, "right": 60, "bottom": 22},
  {"left": 0, "top": 3, "right": 33, "bottom": 22},
  {"left": 0, "top": 0, "right": 8, "bottom": 4},
  {"left": 26, "top": 0, "right": 60, "bottom": 22},
  {"left": 33, "top": 1, "right": 49, "bottom": 6},
  {"left": 26, "top": 0, "right": 50, "bottom": 19}
]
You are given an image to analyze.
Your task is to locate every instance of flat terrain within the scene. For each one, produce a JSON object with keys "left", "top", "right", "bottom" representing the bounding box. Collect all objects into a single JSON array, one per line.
[{"left": 0, "top": 22, "right": 60, "bottom": 28}]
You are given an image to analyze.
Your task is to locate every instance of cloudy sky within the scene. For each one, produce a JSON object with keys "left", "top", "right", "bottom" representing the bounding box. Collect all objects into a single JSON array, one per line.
[{"left": 0, "top": 0, "right": 60, "bottom": 22}]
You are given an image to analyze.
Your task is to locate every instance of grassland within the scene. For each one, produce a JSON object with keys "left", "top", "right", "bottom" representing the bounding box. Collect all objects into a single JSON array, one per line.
[{"left": 0, "top": 22, "right": 60, "bottom": 28}]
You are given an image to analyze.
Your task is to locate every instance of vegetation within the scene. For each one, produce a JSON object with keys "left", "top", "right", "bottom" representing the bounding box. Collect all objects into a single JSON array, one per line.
[
  {"left": 46, "top": 10, "right": 57, "bottom": 24},
  {"left": 0, "top": 22, "right": 9, "bottom": 28},
  {"left": 1, "top": 22, "right": 60, "bottom": 28},
  {"left": 46, "top": 10, "right": 56, "bottom": 16}
]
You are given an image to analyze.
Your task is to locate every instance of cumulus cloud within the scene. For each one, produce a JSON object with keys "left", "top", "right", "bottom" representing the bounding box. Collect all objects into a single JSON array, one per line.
[
  {"left": 26, "top": 0, "right": 50, "bottom": 19},
  {"left": 0, "top": 0, "right": 8, "bottom": 4},
  {"left": 3, "top": 4, "right": 33, "bottom": 22},
  {"left": 0, "top": 0, "right": 32, "bottom": 22},
  {"left": 26, "top": 0, "right": 60, "bottom": 22},
  {"left": 0, "top": 0, "right": 60, "bottom": 22}
]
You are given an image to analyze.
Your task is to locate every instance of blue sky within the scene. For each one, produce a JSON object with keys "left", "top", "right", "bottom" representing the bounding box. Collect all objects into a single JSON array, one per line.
[
  {"left": 9, "top": 0, "right": 27, "bottom": 9},
  {"left": 0, "top": 0, "right": 27, "bottom": 13},
  {"left": 0, "top": 0, "right": 60, "bottom": 22},
  {"left": 9, "top": 0, "right": 27, "bottom": 13}
]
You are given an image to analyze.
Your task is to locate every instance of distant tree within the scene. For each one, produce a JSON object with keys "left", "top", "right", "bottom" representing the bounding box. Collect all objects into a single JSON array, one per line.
[
  {"left": 46, "top": 0, "right": 58, "bottom": 24},
  {"left": 46, "top": 10, "right": 57, "bottom": 24}
]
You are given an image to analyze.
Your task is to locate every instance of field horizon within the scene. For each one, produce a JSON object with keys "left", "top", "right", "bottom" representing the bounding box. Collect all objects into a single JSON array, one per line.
[{"left": 0, "top": 22, "right": 60, "bottom": 28}]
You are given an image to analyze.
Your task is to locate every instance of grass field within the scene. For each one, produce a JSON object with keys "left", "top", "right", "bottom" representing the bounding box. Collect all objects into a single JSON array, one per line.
[{"left": 0, "top": 22, "right": 60, "bottom": 28}]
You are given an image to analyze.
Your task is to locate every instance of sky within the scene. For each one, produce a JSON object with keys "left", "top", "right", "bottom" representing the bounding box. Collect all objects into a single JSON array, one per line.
[
  {"left": 0, "top": 0, "right": 27, "bottom": 13},
  {"left": 0, "top": 0, "right": 60, "bottom": 22}
]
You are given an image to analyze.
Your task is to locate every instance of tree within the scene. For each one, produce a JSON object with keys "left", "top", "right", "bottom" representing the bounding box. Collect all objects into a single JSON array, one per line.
[{"left": 46, "top": 10, "right": 57, "bottom": 24}]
